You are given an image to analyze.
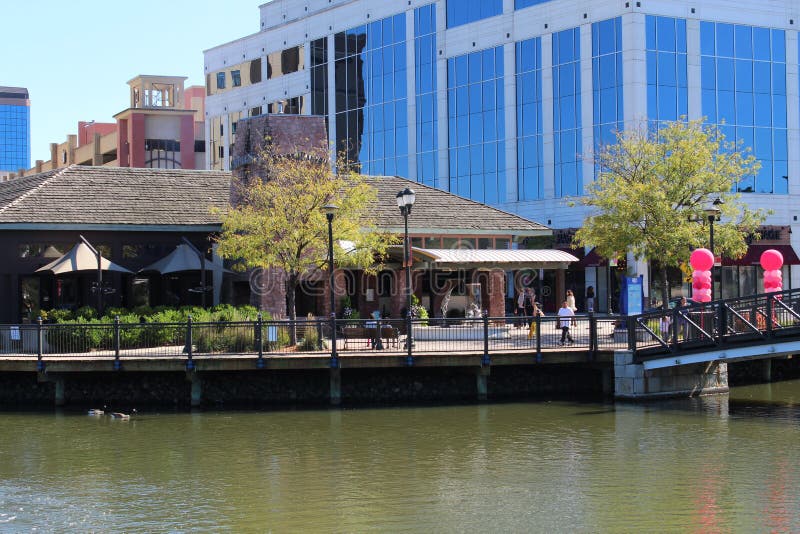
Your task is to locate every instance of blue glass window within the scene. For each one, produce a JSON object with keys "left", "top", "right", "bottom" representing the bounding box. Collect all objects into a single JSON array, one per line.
[
  {"left": 446, "top": 0, "right": 502, "bottom": 29},
  {"left": 515, "top": 0, "right": 552, "bottom": 9},
  {"left": 0, "top": 104, "right": 31, "bottom": 171},
  {"left": 701, "top": 22, "right": 786, "bottom": 194},
  {"left": 593, "top": 17, "right": 623, "bottom": 161},
  {"left": 552, "top": 27, "right": 582, "bottom": 198},
  {"left": 447, "top": 45, "right": 506, "bottom": 203},
  {"left": 646, "top": 16, "right": 687, "bottom": 127},
  {"left": 415, "top": 4, "right": 438, "bottom": 187},
  {"left": 516, "top": 37, "right": 543, "bottom": 200},
  {"left": 335, "top": 14, "right": 408, "bottom": 177}
]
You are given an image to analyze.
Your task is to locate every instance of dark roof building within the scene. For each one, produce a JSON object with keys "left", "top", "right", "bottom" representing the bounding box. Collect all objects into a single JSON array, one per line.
[
  {"left": 0, "top": 165, "right": 230, "bottom": 229},
  {"left": 0, "top": 165, "right": 563, "bottom": 321}
]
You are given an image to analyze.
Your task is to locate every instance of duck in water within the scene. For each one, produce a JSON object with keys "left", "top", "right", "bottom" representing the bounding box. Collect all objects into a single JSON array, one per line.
[{"left": 108, "top": 409, "right": 136, "bottom": 420}]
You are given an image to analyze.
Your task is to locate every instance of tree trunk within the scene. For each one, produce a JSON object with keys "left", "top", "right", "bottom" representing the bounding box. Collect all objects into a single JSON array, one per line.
[
  {"left": 287, "top": 273, "right": 298, "bottom": 346},
  {"left": 660, "top": 267, "right": 670, "bottom": 311}
]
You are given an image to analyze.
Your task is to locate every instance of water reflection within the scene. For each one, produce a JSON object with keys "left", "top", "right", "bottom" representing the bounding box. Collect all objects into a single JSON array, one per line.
[{"left": 2, "top": 383, "right": 800, "bottom": 531}]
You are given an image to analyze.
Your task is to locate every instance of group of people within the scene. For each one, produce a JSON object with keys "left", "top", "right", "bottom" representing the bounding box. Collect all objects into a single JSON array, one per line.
[{"left": 515, "top": 287, "right": 580, "bottom": 345}]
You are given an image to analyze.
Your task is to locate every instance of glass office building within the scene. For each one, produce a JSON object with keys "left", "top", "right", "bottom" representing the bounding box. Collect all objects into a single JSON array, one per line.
[
  {"left": 0, "top": 87, "right": 30, "bottom": 172},
  {"left": 205, "top": 0, "right": 800, "bottom": 301}
]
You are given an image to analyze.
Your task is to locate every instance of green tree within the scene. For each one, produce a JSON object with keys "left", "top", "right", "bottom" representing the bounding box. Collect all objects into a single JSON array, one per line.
[
  {"left": 215, "top": 142, "right": 394, "bottom": 342},
  {"left": 574, "top": 120, "right": 768, "bottom": 309}
]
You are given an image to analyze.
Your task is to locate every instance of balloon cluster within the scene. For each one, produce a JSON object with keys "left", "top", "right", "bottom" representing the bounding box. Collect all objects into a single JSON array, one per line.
[
  {"left": 689, "top": 248, "right": 714, "bottom": 303},
  {"left": 761, "top": 249, "right": 784, "bottom": 295}
]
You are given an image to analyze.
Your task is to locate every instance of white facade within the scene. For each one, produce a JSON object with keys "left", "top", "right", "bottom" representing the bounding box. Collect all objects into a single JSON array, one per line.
[{"left": 205, "top": 0, "right": 800, "bottom": 297}]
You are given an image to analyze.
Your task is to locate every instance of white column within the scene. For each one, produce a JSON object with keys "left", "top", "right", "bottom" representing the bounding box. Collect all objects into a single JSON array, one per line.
[
  {"left": 504, "top": 42, "right": 518, "bottom": 202},
  {"left": 326, "top": 33, "right": 337, "bottom": 160},
  {"left": 303, "top": 43, "right": 312, "bottom": 115},
  {"left": 622, "top": 13, "right": 648, "bottom": 295},
  {"left": 580, "top": 23, "right": 594, "bottom": 187},
  {"left": 786, "top": 30, "right": 799, "bottom": 287},
  {"left": 541, "top": 33, "right": 555, "bottom": 199},
  {"left": 622, "top": 12, "right": 648, "bottom": 130},
  {"left": 204, "top": 119, "right": 211, "bottom": 170},
  {"left": 686, "top": 19, "right": 702, "bottom": 120},
  {"left": 435, "top": 0, "right": 450, "bottom": 191},
  {"left": 406, "top": 9, "right": 418, "bottom": 182}
]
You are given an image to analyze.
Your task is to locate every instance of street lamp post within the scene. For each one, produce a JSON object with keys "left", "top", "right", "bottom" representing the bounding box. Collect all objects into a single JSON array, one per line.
[
  {"left": 323, "top": 204, "right": 339, "bottom": 368},
  {"left": 396, "top": 188, "right": 416, "bottom": 364},
  {"left": 703, "top": 198, "right": 724, "bottom": 301}
]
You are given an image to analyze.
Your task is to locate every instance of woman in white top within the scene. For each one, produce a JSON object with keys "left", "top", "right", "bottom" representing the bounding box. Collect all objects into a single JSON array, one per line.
[{"left": 566, "top": 289, "right": 577, "bottom": 312}]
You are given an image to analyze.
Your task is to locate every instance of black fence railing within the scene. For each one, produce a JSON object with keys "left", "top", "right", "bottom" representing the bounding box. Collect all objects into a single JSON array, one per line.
[
  {"left": 0, "top": 312, "right": 632, "bottom": 370},
  {"left": 631, "top": 288, "right": 800, "bottom": 361}
]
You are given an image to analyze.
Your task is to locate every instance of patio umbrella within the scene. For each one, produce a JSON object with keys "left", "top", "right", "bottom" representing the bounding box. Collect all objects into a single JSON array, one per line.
[
  {"left": 36, "top": 242, "right": 133, "bottom": 275},
  {"left": 138, "top": 244, "right": 228, "bottom": 274},
  {"left": 139, "top": 242, "right": 229, "bottom": 308}
]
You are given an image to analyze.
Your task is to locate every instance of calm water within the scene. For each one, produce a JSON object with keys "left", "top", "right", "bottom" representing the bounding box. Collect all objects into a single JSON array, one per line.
[{"left": 2, "top": 382, "right": 800, "bottom": 532}]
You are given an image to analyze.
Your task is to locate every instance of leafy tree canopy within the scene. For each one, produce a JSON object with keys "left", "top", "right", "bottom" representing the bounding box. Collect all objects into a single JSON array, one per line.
[
  {"left": 215, "top": 141, "right": 395, "bottom": 322},
  {"left": 574, "top": 120, "right": 769, "bottom": 307}
]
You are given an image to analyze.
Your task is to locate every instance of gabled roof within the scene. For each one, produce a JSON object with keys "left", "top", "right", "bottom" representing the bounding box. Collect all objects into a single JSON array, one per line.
[
  {"left": 0, "top": 167, "right": 549, "bottom": 237},
  {"left": 363, "top": 175, "right": 549, "bottom": 236},
  {"left": 0, "top": 165, "right": 231, "bottom": 229}
]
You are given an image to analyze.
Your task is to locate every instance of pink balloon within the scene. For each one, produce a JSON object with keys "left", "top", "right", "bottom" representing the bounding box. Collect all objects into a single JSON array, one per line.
[
  {"left": 692, "top": 271, "right": 712, "bottom": 285},
  {"left": 690, "top": 249, "right": 714, "bottom": 271},
  {"left": 760, "top": 249, "right": 784, "bottom": 271},
  {"left": 692, "top": 280, "right": 707, "bottom": 290},
  {"left": 766, "top": 269, "right": 783, "bottom": 280},
  {"left": 693, "top": 288, "right": 711, "bottom": 302}
]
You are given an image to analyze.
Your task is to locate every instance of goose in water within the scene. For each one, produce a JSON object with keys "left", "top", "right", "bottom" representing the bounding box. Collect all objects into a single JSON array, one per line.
[{"left": 108, "top": 409, "right": 136, "bottom": 420}]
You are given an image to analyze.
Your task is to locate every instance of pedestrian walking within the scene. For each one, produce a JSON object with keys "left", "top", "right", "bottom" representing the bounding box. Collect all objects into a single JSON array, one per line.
[
  {"left": 524, "top": 287, "right": 535, "bottom": 319},
  {"left": 527, "top": 301, "right": 545, "bottom": 339},
  {"left": 586, "top": 286, "right": 595, "bottom": 313},
  {"left": 557, "top": 300, "right": 575, "bottom": 345},
  {"left": 677, "top": 296, "right": 690, "bottom": 340},
  {"left": 516, "top": 290, "right": 526, "bottom": 327}
]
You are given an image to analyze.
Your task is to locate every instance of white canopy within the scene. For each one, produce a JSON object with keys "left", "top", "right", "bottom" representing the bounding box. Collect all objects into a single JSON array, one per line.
[
  {"left": 389, "top": 247, "right": 580, "bottom": 270},
  {"left": 36, "top": 242, "right": 133, "bottom": 275},
  {"left": 139, "top": 244, "right": 228, "bottom": 274}
]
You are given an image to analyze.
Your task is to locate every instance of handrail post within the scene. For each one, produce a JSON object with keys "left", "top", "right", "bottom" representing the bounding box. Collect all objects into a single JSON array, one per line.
[
  {"left": 717, "top": 302, "right": 726, "bottom": 344},
  {"left": 627, "top": 315, "right": 636, "bottom": 352},
  {"left": 766, "top": 295, "right": 774, "bottom": 337},
  {"left": 186, "top": 315, "right": 194, "bottom": 371},
  {"left": 482, "top": 311, "right": 490, "bottom": 366},
  {"left": 406, "top": 313, "right": 413, "bottom": 367},
  {"left": 671, "top": 307, "right": 679, "bottom": 347},
  {"left": 113, "top": 315, "right": 121, "bottom": 371},
  {"left": 36, "top": 316, "right": 44, "bottom": 372},
  {"left": 330, "top": 313, "right": 339, "bottom": 368},
  {"left": 256, "top": 313, "right": 264, "bottom": 369},
  {"left": 588, "top": 312, "right": 596, "bottom": 361},
  {"left": 535, "top": 313, "right": 542, "bottom": 363}
]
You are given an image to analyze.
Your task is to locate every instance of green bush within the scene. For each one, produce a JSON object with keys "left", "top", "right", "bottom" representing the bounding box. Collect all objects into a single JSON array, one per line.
[
  {"left": 298, "top": 327, "right": 320, "bottom": 351},
  {"left": 75, "top": 306, "right": 98, "bottom": 320}
]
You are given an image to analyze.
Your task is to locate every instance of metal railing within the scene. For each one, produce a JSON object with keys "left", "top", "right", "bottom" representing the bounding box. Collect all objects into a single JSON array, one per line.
[
  {"left": 630, "top": 288, "right": 800, "bottom": 361},
  {"left": 0, "top": 311, "right": 631, "bottom": 370}
]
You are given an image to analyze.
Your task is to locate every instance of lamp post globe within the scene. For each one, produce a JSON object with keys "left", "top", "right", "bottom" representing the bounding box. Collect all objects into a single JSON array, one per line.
[{"left": 703, "top": 197, "right": 723, "bottom": 301}]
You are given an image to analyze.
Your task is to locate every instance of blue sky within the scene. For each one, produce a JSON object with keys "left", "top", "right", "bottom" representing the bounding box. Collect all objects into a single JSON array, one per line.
[{"left": 2, "top": 0, "right": 260, "bottom": 163}]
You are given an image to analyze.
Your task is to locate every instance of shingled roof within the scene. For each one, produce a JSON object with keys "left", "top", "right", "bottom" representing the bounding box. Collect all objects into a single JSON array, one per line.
[
  {"left": 0, "top": 166, "right": 548, "bottom": 237},
  {"left": 0, "top": 165, "right": 231, "bottom": 228},
  {"left": 363, "top": 175, "right": 549, "bottom": 236}
]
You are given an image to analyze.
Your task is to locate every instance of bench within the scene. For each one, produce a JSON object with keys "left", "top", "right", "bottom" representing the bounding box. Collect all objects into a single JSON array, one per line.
[{"left": 341, "top": 326, "right": 399, "bottom": 350}]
